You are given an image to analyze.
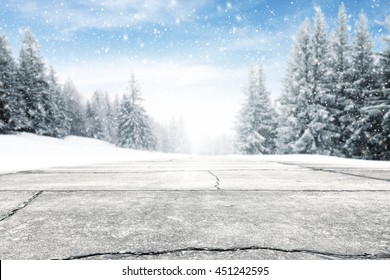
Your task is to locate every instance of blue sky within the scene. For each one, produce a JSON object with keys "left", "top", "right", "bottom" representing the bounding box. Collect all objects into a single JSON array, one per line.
[
  {"left": 2, "top": 0, "right": 388, "bottom": 65},
  {"left": 0, "top": 0, "right": 389, "bottom": 148}
]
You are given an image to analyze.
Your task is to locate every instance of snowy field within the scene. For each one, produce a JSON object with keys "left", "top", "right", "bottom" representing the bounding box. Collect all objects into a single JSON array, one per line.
[
  {"left": 0, "top": 133, "right": 180, "bottom": 173},
  {"left": 1, "top": 133, "right": 389, "bottom": 174}
]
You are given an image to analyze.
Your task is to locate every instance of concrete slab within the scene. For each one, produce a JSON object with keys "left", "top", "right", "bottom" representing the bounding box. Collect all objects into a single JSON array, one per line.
[
  {"left": 1, "top": 158, "right": 388, "bottom": 191},
  {"left": 322, "top": 169, "right": 390, "bottom": 181},
  {"left": 0, "top": 191, "right": 389, "bottom": 260},
  {"left": 1, "top": 156, "right": 389, "bottom": 260},
  {"left": 0, "top": 191, "right": 38, "bottom": 219},
  {"left": 214, "top": 170, "right": 390, "bottom": 190},
  {"left": 0, "top": 170, "right": 216, "bottom": 190}
]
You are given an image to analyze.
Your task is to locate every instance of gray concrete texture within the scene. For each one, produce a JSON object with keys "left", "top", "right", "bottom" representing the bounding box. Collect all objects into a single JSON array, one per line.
[{"left": 0, "top": 156, "right": 389, "bottom": 259}]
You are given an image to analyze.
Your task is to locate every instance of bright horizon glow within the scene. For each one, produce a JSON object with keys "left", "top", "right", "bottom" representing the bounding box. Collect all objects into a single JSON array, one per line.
[{"left": 1, "top": 0, "right": 388, "bottom": 150}]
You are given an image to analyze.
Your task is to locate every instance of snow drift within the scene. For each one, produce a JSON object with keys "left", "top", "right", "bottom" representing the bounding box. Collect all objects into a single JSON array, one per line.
[{"left": 0, "top": 133, "right": 177, "bottom": 173}]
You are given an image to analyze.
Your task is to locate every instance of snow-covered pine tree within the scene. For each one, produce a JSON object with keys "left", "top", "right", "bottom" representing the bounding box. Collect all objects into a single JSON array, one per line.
[
  {"left": 278, "top": 9, "right": 338, "bottom": 155},
  {"left": 155, "top": 117, "right": 190, "bottom": 153},
  {"left": 236, "top": 65, "right": 277, "bottom": 155},
  {"left": 85, "top": 91, "right": 118, "bottom": 142},
  {"left": 0, "top": 35, "right": 28, "bottom": 133},
  {"left": 86, "top": 91, "right": 106, "bottom": 140},
  {"left": 354, "top": 16, "right": 390, "bottom": 160},
  {"left": 376, "top": 17, "right": 390, "bottom": 159},
  {"left": 85, "top": 98, "right": 104, "bottom": 140},
  {"left": 381, "top": 17, "right": 390, "bottom": 90},
  {"left": 17, "top": 30, "right": 53, "bottom": 135},
  {"left": 330, "top": 3, "right": 353, "bottom": 155},
  {"left": 153, "top": 119, "right": 178, "bottom": 153},
  {"left": 276, "top": 19, "right": 313, "bottom": 154},
  {"left": 344, "top": 13, "right": 379, "bottom": 158},
  {"left": 47, "top": 67, "right": 68, "bottom": 138},
  {"left": 62, "top": 79, "right": 86, "bottom": 136},
  {"left": 110, "top": 94, "right": 121, "bottom": 143},
  {"left": 302, "top": 7, "right": 338, "bottom": 155},
  {"left": 102, "top": 92, "right": 118, "bottom": 143},
  {"left": 151, "top": 120, "right": 167, "bottom": 152},
  {"left": 117, "top": 74, "right": 156, "bottom": 150}
]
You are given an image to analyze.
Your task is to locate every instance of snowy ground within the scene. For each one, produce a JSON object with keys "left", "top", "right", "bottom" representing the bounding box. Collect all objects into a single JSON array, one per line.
[
  {"left": 1, "top": 133, "right": 389, "bottom": 174},
  {"left": 1, "top": 134, "right": 390, "bottom": 260},
  {"left": 0, "top": 133, "right": 180, "bottom": 173}
]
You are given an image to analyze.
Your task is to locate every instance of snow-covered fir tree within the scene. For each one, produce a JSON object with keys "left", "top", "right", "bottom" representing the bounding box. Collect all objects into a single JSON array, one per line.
[
  {"left": 303, "top": 7, "right": 339, "bottom": 155},
  {"left": 330, "top": 3, "right": 352, "bottom": 155},
  {"left": 0, "top": 35, "right": 27, "bottom": 133},
  {"left": 278, "top": 9, "right": 342, "bottom": 156},
  {"left": 47, "top": 67, "right": 68, "bottom": 137},
  {"left": 85, "top": 97, "right": 104, "bottom": 140},
  {"left": 352, "top": 16, "right": 390, "bottom": 160},
  {"left": 117, "top": 74, "right": 156, "bottom": 150},
  {"left": 85, "top": 91, "right": 117, "bottom": 142},
  {"left": 344, "top": 13, "right": 379, "bottom": 158},
  {"left": 17, "top": 30, "right": 53, "bottom": 135},
  {"left": 236, "top": 65, "right": 277, "bottom": 154},
  {"left": 154, "top": 117, "right": 191, "bottom": 153},
  {"left": 380, "top": 17, "right": 390, "bottom": 90},
  {"left": 277, "top": 19, "right": 313, "bottom": 154},
  {"left": 376, "top": 17, "right": 390, "bottom": 159},
  {"left": 103, "top": 93, "right": 118, "bottom": 143},
  {"left": 62, "top": 79, "right": 86, "bottom": 136}
]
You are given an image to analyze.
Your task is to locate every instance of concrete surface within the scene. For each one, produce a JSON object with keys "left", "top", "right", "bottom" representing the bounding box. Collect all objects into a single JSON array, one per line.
[{"left": 0, "top": 156, "right": 389, "bottom": 259}]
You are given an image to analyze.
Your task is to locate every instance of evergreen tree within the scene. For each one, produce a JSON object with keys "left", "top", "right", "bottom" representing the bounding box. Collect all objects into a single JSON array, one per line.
[
  {"left": 117, "top": 74, "right": 156, "bottom": 150},
  {"left": 151, "top": 120, "right": 168, "bottom": 152},
  {"left": 87, "top": 91, "right": 106, "bottom": 140},
  {"left": 85, "top": 90, "right": 117, "bottom": 141},
  {"left": 380, "top": 17, "right": 390, "bottom": 90},
  {"left": 357, "top": 16, "right": 390, "bottom": 160},
  {"left": 303, "top": 7, "right": 338, "bottom": 155},
  {"left": 330, "top": 3, "right": 352, "bottom": 155},
  {"left": 236, "top": 65, "right": 277, "bottom": 154},
  {"left": 378, "top": 17, "right": 390, "bottom": 159},
  {"left": 85, "top": 98, "right": 104, "bottom": 139},
  {"left": 62, "top": 79, "right": 86, "bottom": 136},
  {"left": 277, "top": 19, "right": 313, "bottom": 154},
  {"left": 155, "top": 117, "right": 190, "bottom": 153},
  {"left": 17, "top": 30, "right": 52, "bottom": 135},
  {"left": 0, "top": 35, "right": 27, "bottom": 133},
  {"left": 344, "top": 13, "right": 379, "bottom": 158},
  {"left": 103, "top": 92, "right": 118, "bottom": 143},
  {"left": 47, "top": 67, "right": 68, "bottom": 137}
]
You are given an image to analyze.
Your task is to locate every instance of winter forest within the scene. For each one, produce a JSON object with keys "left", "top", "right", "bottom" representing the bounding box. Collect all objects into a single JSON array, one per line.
[
  {"left": 0, "top": 4, "right": 389, "bottom": 160},
  {"left": 0, "top": 29, "right": 190, "bottom": 153},
  {"left": 236, "top": 5, "right": 390, "bottom": 160}
]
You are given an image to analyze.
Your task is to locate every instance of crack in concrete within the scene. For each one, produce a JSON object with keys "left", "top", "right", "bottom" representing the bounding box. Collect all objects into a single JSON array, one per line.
[
  {"left": 57, "top": 246, "right": 390, "bottom": 260},
  {"left": 274, "top": 162, "right": 390, "bottom": 183},
  {"left": 208, "top": 171, "right": 221, "bottom": 190},
  {"left": 0, "top": 191, "right": 43, "bottom": 222},
  {"left": 321, "top": 169, "right": 390, "bottom": 183}
]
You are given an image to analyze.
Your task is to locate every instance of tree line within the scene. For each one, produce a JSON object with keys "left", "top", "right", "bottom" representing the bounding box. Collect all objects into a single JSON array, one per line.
[
  {"left": 0, "top": 30, "right": 190, "bottom": 152},
  {"left": 236, "top": 5, "right": 390, "bottom": 160}
]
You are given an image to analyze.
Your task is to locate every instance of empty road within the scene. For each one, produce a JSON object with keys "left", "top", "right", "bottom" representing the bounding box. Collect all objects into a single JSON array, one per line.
[{"left": 0, "top": 156, "right": 389, "bottom": 259}]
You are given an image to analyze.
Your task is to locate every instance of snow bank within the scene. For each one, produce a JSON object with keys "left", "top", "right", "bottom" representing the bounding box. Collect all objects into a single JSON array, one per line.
[
  {"left": 0, "top": 133, "right": 177, "bottom": 173},
  {"left": 1, "top": 133, "right": 388, "bottom": 174}
]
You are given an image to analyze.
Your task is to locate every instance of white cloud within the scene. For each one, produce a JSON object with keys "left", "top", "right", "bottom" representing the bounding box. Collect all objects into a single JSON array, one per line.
[{"left": 7, "top": 0, "right": 207, "bottom": 31}]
